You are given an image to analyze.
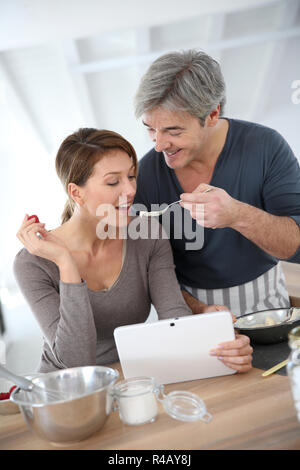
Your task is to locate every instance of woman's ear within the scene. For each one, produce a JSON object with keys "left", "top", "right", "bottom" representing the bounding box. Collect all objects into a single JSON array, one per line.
[{"left": 68, "top": 183, "right": 84, "bottom": 206}]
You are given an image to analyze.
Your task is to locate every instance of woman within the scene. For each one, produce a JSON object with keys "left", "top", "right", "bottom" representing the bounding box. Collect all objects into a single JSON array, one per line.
[{"left": 14, "top": 128, "right": 252, "bottom": 373}]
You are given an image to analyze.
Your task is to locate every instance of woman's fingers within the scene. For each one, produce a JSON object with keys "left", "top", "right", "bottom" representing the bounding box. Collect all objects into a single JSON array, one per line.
[
  {"left": 218, "top": 352, "right": 253, "bottom": 372},
  {"left": 17, "top": 214, "right": 42, "bottom": 236},
  {"left": 18, "top": 223, "right": 45, "bottom": 243},
  {"left": 211, "top": 344, "right": 253, "bottom": 358},
  {"left": 23, "top": 222, "right": 45, "bottom": 234},
  {"left": 218, "top": 333, "right": 251, "bottom": 350},
  {"left": 16, "top": 215, "right": 70, "bottom": 265},
  {"left": 217, "top": 353, "right": 253, "bottom": 373},
  {"left": 219, "top": 360, "right": 252, "bottom": 373},
  {"left": 210, "top": 333, "right": 253, "bottom": 373},
  {"left": 16, "top": 214, "right": 47, "bottom": 255}
]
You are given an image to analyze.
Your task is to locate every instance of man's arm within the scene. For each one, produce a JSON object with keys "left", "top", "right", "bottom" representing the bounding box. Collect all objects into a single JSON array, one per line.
[
  {"left": 180, "top": 184, "right": 300, "bottom": 260},
  {"left": 181, "top": 289, "right": 208, "bottom": 314},
  {"left": 181, "top": 289, "right": 236, "bottom": 322},
  {"left": 231, "top": 201, "right": 300, "bottom": 259}
]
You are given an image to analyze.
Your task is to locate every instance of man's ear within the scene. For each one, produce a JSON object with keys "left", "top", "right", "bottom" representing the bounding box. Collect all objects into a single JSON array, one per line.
[{"left": 206, "top": 105, "right": 220, "bottom": 127}]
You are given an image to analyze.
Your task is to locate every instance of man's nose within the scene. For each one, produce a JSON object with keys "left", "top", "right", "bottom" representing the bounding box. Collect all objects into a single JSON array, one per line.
[{"left": 153, "top": 131, "right": 170, "bottom": 153}]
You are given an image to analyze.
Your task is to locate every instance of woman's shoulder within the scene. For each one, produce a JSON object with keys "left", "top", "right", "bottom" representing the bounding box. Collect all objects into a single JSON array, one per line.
[
  {"left": 14, "top": 247, "right": 44, "bottom": 265},
  {"left": 13, "top": 248, "right": 59, "bottom": 282}
]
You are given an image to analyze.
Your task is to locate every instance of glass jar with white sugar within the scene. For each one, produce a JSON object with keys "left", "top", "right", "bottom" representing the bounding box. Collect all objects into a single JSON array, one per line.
[
  {"left": 110, "top": 377, "right": 159, "bottom": 425},
  {"left": 109, "top": 376, "right": 212, "bottom": 426}
]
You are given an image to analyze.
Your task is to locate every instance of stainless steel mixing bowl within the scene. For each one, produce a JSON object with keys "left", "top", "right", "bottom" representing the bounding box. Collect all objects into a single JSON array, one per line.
[
  {"left": 10, "top": 365, "right": 119, "bottom": 444},
  {"left": 234, "top": 307, "right": 300, "bottom": 344}
]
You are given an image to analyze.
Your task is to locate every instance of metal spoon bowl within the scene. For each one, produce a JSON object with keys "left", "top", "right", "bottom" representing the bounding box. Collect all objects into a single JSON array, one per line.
[
  {"left": 138, "top": 188, "right": 214, "bottom": 218},
  {"left": 0, "top": 364, "right": 70, "bottom": 402}
]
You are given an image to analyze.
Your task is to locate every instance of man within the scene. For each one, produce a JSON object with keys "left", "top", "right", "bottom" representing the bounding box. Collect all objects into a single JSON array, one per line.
[{"left": 133, "top": 50, "right": 300, "bottom": 372}]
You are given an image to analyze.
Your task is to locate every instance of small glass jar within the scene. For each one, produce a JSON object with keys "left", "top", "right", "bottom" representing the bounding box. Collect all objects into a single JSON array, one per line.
[
  {"left": 109, "top": 376, "right": 212, "bottom": 426},
  {"left": 110, "top": 377, "right": 159, "bottom": 425},
  {"left": 287, "top": 326, "right": 300, "bottom": 423}
]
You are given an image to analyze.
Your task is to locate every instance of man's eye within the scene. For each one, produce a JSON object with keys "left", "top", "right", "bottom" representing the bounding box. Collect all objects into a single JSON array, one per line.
[{"left": 169, "top": 132, "right": 181, "bottom": 137}]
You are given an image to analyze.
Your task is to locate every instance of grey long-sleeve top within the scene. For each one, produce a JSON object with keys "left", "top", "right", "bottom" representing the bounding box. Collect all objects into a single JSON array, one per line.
[{"left": 13, "top": 224, "right": 192, "bottom": 372}]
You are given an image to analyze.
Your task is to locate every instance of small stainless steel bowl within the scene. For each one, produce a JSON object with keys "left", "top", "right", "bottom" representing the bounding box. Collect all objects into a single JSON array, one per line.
[
  {"left": 10, "top": 365, "right": 119, "bottom": 444},
  {"left": 234, "top": 307, "right": 300, "bottom": 344}
]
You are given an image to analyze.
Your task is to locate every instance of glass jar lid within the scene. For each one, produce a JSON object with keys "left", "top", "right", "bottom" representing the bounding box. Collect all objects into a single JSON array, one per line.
[{"left": 161, "top": 390, "right": 212, "bottom": 423}]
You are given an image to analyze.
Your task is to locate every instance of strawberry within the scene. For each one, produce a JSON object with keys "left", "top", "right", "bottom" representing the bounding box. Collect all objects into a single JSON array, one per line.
[{"left": 28, "top": 215, "right": 39, "bottom": 223}]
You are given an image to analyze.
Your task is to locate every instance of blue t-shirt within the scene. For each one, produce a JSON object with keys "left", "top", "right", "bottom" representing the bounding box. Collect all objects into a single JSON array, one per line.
[{"left": 133, "top": 118, "right": 300, "bottom": 289}]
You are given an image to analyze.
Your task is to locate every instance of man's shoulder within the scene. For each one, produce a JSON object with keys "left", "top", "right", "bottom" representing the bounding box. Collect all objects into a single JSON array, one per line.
[
  {"left": 230, "top": 118, "right": 281, "bottom": 140},
  {"left": 228, "top": 118, "right": 296, "bottom": 169}
]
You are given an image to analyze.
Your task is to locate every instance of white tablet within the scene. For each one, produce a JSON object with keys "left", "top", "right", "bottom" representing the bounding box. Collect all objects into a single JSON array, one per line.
[{"left": 114, "top": 311, "right": 236, "bottom": 384}]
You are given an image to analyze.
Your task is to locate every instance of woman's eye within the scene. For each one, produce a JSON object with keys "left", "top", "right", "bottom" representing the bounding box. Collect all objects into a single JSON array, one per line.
[
  {"left": 129, "top": 175, "right": 136, "bottom": 180},
  {"left": 107, "top": 181, "right": 119, "bottom": 186}
]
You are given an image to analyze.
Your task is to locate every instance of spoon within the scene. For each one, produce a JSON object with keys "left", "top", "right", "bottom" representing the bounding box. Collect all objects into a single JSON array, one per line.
[
  {"left": 0, "top": 364, "right": 68, "bottom": 402},
  {"left": 139, "top": 187, "right": 213, "bottom": 218},
  {"left": 0, "top": 364, "right": 34, "bottom": 391},
  {"left": 139, "top": 199, "right": 182, "bottom": 218}
]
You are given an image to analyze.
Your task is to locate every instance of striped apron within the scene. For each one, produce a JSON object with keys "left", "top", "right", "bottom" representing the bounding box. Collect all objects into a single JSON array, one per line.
[{"left": 181, "top": 263, "right": 290, "bottom": 318}]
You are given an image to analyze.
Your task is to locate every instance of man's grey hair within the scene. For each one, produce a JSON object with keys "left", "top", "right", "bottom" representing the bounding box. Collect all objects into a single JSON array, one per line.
[{"left": 134, "top": 49, "right": 226, "bottom": 126}]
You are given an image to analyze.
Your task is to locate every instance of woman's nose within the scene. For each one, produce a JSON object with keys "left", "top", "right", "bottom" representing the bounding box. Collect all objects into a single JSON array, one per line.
[{"left": 122, "top": 178, "right": 136, "bottom": 198}]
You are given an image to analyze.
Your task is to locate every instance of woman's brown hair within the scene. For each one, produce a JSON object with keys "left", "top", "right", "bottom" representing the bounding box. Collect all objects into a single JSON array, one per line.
[{"left": 55, "top": 128, "right": 138, "bottom": 224}]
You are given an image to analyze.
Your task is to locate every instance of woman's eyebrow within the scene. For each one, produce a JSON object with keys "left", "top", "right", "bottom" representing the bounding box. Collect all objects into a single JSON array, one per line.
[
  {"left": 103, "top": 165, "right": 135, "bottom": 177},
  {"left": 103, "top": 171, "right": 120, "bottom": 176}
]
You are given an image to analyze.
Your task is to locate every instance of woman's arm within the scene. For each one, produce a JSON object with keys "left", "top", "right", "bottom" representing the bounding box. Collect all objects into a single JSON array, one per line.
[
  {"left": 13, "top": 251, "right": 97, "bottom": 369},
  {"left": 16, "top": 214, "right": 82, "bottom": 283},
  {"left": 14, "top": 216, "right": 97, "bottom": 369}
]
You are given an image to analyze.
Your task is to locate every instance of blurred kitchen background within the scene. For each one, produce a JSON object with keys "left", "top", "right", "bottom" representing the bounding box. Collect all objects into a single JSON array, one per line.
[{"left": 0, "top": 0, "right": 299, "bottom": 374}]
